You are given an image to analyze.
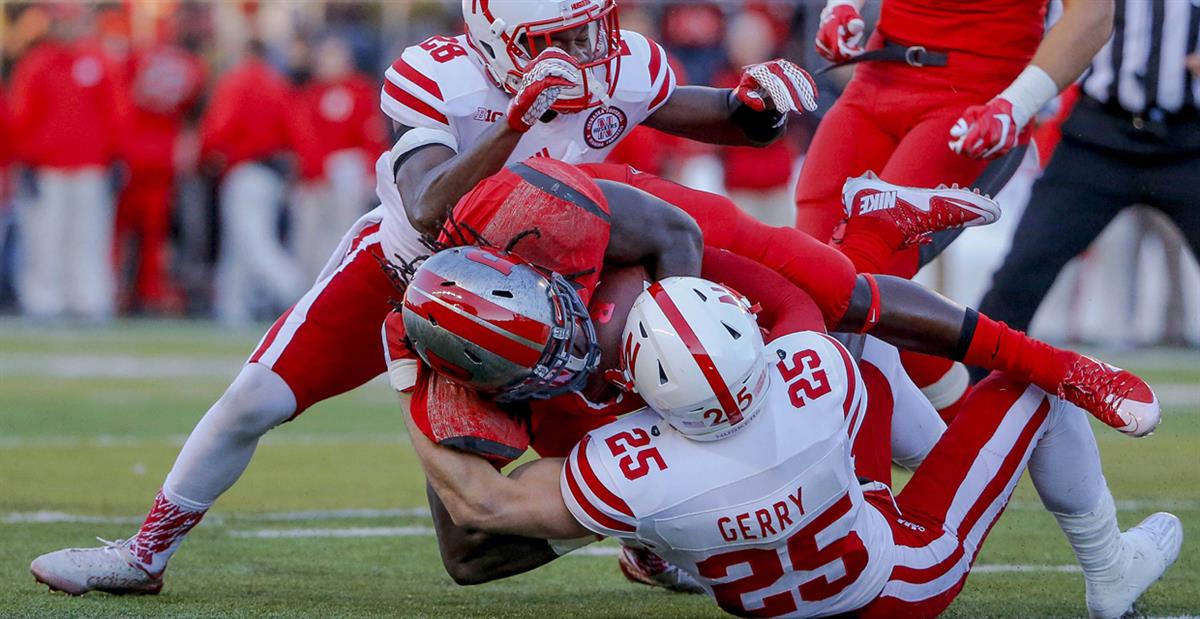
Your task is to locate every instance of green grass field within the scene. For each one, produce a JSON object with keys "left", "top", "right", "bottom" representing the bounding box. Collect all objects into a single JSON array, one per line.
[{"left": 1, "top": 320, "right": 1197, "bottom": 618}]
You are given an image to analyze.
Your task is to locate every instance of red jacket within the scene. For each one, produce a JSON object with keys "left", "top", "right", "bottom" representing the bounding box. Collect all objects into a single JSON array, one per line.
[
  {"left": 200, "top": 57, "right": 292, "bottom": 170},
  {"left": 9, "top": 40, "right": 122, "bottom": 169},
  {"left": 121, "top": 44, "right": 206, "bottom": 176},
  {"left": 291, "top": 73, "right": 386, "bottom": 181}
]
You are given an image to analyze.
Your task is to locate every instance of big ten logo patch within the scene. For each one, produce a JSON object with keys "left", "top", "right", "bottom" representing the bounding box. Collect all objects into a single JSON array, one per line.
[{"left": 583, "top": 106, "right": 627, "bottom": 149}]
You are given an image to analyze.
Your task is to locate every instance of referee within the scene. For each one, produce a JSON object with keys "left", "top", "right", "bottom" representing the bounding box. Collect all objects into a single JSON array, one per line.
[{"left": 978, "top": 0, "right": 1200, "bottom": 336}]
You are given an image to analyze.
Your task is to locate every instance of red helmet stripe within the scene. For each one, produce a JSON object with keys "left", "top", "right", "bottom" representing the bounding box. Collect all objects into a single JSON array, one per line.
[
  {"left": 411, "top": 268, "right": 552, "bottom": 345},
  {"left": 647, "top": 282, "right": 742, "bottom": 423},
  {"left": 405, "top": 289, "right": 544, "bottom": 368}
]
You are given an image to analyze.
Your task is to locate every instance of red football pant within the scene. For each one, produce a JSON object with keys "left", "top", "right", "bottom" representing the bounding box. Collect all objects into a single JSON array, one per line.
[
  {"left": 250, "top": 211, "right": 394, "bottom": 414},
  {"left": 859, "top": 373, "right": 1055, "bottom": 618},
  {"left": 115, "top": 171, "right": 174, "bottom": 306},
  {"left": 795, "top": 58, "right": 1011, "bottom": 277}
]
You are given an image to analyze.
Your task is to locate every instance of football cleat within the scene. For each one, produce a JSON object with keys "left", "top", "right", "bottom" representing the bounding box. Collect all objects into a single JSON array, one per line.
[
  {"left": 1059, "top": 356, "right": 1161, "bottom": 437},
  {"left": 1086, "top": 512, "right": 1182, "bottom": 619},
  {"left": 842, "top": 171, "right": 1001, "bottom": 245},
  {"left": 31, "top": 538, "right": 162, "bottom": 596},
  {"left": 617, "top": 546, "right": 704, "bottom": 594}
]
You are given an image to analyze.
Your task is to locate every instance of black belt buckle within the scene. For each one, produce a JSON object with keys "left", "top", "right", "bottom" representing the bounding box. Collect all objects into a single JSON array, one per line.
[{"left": 904, "top": 46, "right": 929, "bottom": 67}]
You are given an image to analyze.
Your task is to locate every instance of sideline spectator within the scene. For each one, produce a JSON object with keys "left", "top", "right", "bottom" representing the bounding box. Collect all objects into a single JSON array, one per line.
[
  {"left": 200, "top": 39, "right": 302, "bottom": 325},
  {"left": 9, "top": 7, "right": 122, "bottom": 321},
  {"left": 715, "top": 11, "right": 797, "bottom": 226},
  {"left": 115, "top": 29, "right": 206, "bottom": 315},
  {"left": 290, "top": 36, "right": 385, "bottom": 281}
]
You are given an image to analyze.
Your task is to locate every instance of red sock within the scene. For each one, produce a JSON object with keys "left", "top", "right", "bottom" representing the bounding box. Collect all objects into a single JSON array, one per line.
[
  {"left": 839, "top": 217, "right": 906, "bottom": 274},
  {"left": 961, "top": 312, "right": 1077, "bottom": 395},
  {"left": 128, "top": 489, "right": 206, "bottom": 576}
]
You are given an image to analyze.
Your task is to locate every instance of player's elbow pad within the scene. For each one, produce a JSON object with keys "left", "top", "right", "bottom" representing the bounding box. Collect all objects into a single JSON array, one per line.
[
  {"left": 731, "top": 103, "right": 786, "bottom": 145},
  {"left": 390, "top": 126, "right": 458, "bottom": 182}
]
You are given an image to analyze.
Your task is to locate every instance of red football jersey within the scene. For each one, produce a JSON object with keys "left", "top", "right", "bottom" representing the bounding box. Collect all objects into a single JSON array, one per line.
[
  {"left": 437, "top": 157, "right": 612, "bottom": 305},
  {"left": 879, "top": 0, "right": 1049, "bottom": 65}
]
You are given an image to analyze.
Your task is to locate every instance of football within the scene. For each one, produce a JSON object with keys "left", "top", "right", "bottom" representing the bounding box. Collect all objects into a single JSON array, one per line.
[{"left": 582, "top": 263, "right": 650, "bottom": 402}]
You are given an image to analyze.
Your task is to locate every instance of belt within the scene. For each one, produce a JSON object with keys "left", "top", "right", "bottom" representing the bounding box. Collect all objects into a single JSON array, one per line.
[{"left": 813, "top": 40, "right": 949, "bottom": 77}]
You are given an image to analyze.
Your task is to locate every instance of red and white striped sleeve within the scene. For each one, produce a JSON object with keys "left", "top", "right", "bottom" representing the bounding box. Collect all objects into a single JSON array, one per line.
[
  {"left": 641, "top": 35, "right": 677, "bottom": 114},
  {"left": 560, "top": 435, "right": 639, "bottom": 539},
  {"left": 818, "top": 334, "right": 868, "bottom": 444},
  {"left": 381, "top": 47, "right": 452, "bottom": 132}
]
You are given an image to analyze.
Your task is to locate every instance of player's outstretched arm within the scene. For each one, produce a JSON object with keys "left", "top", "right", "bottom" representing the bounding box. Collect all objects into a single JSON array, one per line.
[
  {"left": 403, "top": 402, "right": 590, "bottom": 541},
  {"left": 644, "top": 67, "right": 816, "bottom": 147},
  {"left": 596, "top": 180, "right": 703, "bottom": 280}
]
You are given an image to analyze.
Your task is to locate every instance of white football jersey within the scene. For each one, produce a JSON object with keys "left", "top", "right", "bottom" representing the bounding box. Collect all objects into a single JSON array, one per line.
[
  {"left": 373, "top": 31, "right": 677, "bottom": 260},
  {"left": 562, "top": 332, "right": 895, "bottom": 618}
]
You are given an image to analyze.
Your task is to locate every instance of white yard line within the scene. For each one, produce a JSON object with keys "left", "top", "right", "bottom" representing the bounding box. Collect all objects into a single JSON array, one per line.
[
  {"left": 3, "top": 507, "right": 430, "bottom": 525},
  {"left": 0, "top": 433, "right": 407, "bottom": 449},
  {"left": 229, "top": 526, "right": 436, "bottom": 539}
]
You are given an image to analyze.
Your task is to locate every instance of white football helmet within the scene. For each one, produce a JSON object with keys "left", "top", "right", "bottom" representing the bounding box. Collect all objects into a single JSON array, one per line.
[
  {"left": 618, "top": 277, "right": 770, "bottom": 441},
  {"left": 461, "top": 0, "right": 622, "bottom": 111}
]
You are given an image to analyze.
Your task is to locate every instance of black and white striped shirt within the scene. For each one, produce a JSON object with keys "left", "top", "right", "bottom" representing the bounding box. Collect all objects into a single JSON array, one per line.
[{"left": 1082, "top": 0, "right": 1200, "bottom": 115}]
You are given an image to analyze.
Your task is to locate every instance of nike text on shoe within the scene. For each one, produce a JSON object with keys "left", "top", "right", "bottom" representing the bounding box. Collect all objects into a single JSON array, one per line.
[
  {"left": 1086, "top": 513, "right": 1183, "bottom": 618},
  {"left": 31, "top": 538, "right": 163, "bottom": 596},
  {"left": 1059, "top": 356, "right": 1161, "bottom": 437},
  {"left": 842, "top": 171, "right": 1001, "bottom": 244},
  {"left": 618, "top": 546, "right": 705, "bottom": 594}
]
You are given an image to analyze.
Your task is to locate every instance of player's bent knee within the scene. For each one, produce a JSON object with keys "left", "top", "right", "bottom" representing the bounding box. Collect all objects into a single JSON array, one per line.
[{"left": 215, "top": 363, "right": 299, "bottom": 436}]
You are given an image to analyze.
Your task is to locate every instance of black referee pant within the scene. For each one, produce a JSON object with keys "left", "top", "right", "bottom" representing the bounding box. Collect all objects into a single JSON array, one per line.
[{"left": 978, "top": 97, "right": 1200, "bottom": 334}]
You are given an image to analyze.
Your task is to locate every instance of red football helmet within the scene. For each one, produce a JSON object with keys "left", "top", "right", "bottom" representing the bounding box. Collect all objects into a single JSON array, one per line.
[{"left": 402, "top": 246, "right": 600, "bottom": 402}]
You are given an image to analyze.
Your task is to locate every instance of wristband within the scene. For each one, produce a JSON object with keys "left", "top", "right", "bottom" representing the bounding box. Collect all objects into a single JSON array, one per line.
[
  {"left": 858, "top": 273, "right": 881, "bottom": 334},
  {"left": 997, "top": 65, "right": 1058, "bottom": 128}
]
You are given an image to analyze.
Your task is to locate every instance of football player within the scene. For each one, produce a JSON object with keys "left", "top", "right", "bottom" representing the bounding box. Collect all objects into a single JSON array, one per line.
[
  {"left": 798, "top": 0, "right": 1115, "bottom": 422},
  {"left": 404, "top": 271, "right": 1182, "bottom": 619}
]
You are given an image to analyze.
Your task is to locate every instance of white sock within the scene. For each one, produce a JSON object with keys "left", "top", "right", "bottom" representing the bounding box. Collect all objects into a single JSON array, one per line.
[{"left": 1052, "top": 489, "right": 1127, "bottom": 584}]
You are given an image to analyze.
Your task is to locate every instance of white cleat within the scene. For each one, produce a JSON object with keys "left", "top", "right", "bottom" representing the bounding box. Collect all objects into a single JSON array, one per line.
[
  {"left": 841, "top": 171, "right": 1001, "bottom": 245},
  {"left": 618, "top": 545, "right": 705, "bottom": 594},
  {"left": 31, "top": 538, "right": 162, "bottom": 596},
  {"left": 1086, "top": 513, "right": 1182, "bottom": 618}
]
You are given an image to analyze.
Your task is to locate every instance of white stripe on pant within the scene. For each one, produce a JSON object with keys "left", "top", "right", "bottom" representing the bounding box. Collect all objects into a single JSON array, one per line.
[{"left": 17, "top": 167, "right": 115, "bottom": 320}]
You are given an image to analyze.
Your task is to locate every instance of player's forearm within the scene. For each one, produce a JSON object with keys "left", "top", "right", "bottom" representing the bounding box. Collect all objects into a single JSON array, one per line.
[
  {"left": 644, "top": 86, "right": 782, "bottom": 146},
  {"left": 838, "top": 275, "right": 970, "bottom": 356},
  {"left": 403, "top": 122, "right": 523, "bottom": 234},
  {"left": 1029, "top": 0, "right": 1114, "bottom": 90},
  {"left": 425, "top": 484, "right": 560, "bottom": 585}
]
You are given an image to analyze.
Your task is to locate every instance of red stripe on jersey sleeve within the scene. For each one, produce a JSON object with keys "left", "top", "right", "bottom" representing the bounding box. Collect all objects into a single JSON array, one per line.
[
  {"left": 576, "top": 436, "right": 634, "bottom": 517},
  {"left": 819, "top": 334, "right": 858, "bottom": 422},
  {"left": 646, "top": 41, "right": 664, "bottom": 85},
  {"left": 392, "top": 59, "right": 443, "bottom": 101},
  {"left": 383, "top": 79, "right": 449, "bottom": 126},
  {"left": 648, "top": 69, "right": 672, "bottom": 111},
  {"left": 564, "top": 454, "right": 636, "bottom": 533}
]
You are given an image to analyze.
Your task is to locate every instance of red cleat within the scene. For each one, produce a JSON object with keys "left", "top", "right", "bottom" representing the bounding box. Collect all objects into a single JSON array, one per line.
[
  {"left": 1059, "top": 356, "right": 1160, "bottom": 437},
  {"left": 842, "top": 172, "right": 1001, "bottom": 245}
]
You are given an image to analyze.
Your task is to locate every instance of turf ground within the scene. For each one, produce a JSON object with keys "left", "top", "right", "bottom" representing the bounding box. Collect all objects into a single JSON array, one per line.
[{"left": 0, "top": 320, "right": 1197, "bottom": 618}]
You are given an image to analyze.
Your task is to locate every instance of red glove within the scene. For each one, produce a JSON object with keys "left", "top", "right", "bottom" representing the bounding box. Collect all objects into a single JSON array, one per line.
[
  {"left": 734, "top": 59, "right": 819, "bottom": 115},
  {"left": 815, "top": 2, "right": 866, "bottom": 63},
  {"left": 506, "top": 48, "right": 582, "bottom": 133},
  {"left": 948, "top": 97, "right": 1030, "bottom": 160}
]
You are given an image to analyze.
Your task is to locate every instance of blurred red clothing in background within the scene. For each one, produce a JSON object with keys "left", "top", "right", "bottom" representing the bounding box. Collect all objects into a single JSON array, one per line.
[
  {"left": 291, "top": 73, "right": 386, "bottom": 181},
  {"left": 9, "top": 40, "right": 122, "bottom": 169},
  {"left": 200, "top": 55, "right": 293, "bottom": 171}
]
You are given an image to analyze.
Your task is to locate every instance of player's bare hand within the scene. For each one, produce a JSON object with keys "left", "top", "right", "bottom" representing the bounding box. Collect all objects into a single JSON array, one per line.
[
  {"left": 506, "top": 49, "right": 584, "bottom": 133},
  {"left": 734, "top": 60, "right": 819, "bottom": 116},
  {"left": 815, "top": 2, "right": 865, "bottom": 63},
  {"left": 948, "top": 97, "right": 1028, "bottom": 160}
]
